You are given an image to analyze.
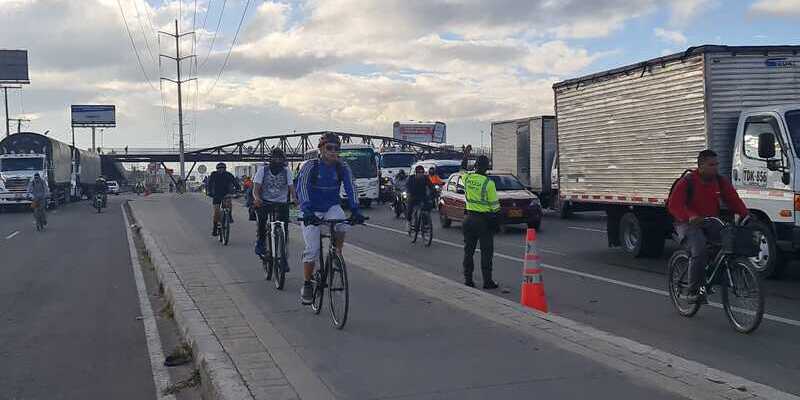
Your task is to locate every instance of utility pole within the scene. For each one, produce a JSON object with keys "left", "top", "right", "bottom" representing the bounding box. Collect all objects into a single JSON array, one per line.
[
  {"left": 159, "top": 20, "right": 196, "bottom": 182},
  {"left": 2, "top": 86, "right": 21, "bottom": 137},
  {"left": 8, "top": 118, "right": 30, "bottom": 133}
]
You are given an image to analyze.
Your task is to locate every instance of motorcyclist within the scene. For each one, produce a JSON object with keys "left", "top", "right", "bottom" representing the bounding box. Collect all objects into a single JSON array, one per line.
[
  {"left": 405, "top": 165, "right": 434, "bottom": 224},
  {"left": 95, "top": 176, "right": 108, "bottom": 208},
  {"left": 428, "top": 167, "right": 444, "bottom": 186},
  {"left": 27, "top": 172, "right": 50, "bottom": 226}
]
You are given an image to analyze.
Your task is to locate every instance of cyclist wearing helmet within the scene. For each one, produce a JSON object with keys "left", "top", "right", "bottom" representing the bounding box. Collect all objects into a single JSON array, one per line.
[
  {"left": 253, "top": 148, "right": 295, "bottom": 261},
  {"left": 208, "top": 162, "right": 240, "bottom": 236},
  {"left": 405, "top": 165, "right": 434, "bottom": 223},
  {"left": 296, "top": 133, "right": 364, "bottom": 304}
]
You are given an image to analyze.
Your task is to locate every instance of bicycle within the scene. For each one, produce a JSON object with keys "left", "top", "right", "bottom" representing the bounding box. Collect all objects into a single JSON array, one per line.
[
  {"left": 218, "top": 195, "right": 233, "bottom": 246},
  {"left": 667, "top": 216, "right": 765, "bottom": 334},
  {"left": 301, "top": 216, "right": 368, "bottom": 330},
  {"left": 407, "top": 202, "right": 433, "bottom": 247},
  {"left": 258, "top": 204, "right": 289, "bottom": 290}
]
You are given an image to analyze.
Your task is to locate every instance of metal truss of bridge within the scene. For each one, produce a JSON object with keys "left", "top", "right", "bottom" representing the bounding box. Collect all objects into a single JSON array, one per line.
[{"left": 103, "top": 131, "right": 467, "bottom": 164}]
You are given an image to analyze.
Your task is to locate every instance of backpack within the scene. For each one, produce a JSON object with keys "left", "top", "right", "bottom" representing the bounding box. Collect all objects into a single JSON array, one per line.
[
  {"left": 666, "top": 169, "right": 723, "bottom": 208},
  {"left": 308, "top": 159, "right": 346, "bottom": 186}
]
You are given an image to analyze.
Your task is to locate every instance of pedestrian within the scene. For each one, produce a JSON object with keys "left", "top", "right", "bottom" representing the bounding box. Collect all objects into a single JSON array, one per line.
[
  {"left": 124, "top": 146, "right": 128, "bottom": 155},
  {"left": 461, "top": 154, "right": 500, "bottom": 289}
]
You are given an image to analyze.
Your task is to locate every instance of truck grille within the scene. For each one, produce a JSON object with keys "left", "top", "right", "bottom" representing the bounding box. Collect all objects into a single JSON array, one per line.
[{"left": 5, "top": 177, "right": 30, "bottom": 194}]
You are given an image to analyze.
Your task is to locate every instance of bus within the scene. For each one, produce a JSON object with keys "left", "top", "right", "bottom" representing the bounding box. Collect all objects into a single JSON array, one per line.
[{"left": 304, "top": 143, "right": 379, "bottom": 207}]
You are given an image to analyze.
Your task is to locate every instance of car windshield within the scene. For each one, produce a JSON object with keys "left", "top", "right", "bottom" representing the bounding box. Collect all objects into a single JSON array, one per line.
[
  {"left": 381, "top": 153, "right": 415, "bottom": 168},
  {"left": 489, "top": 175, "right": 525, "bottom": 191},
  {"left": 339, "top": 149, "right": 378, "bottom": 178},
  {"left": 0, "top": 158, "right": 43, "bottom": 172},
  {"left": 786, "top": 110, "right": 800, "bottom": 155},
  {"left": 435, "top": 165, "right": 461, "bottom": 179}
]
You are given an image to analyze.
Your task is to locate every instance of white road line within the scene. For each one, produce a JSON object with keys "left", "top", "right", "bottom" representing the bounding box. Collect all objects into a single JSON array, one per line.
[
  {"left": 5, "top": 231, "right": 20, "bottom": 240},
  {"left": 568, "top": 226, "right": 607, "bottom": 233},
  {"left": 122, "top": 205, "right": 176, "bottom": 400},
  {"left": 365, "top": 222, "right": 800, "bottom": 329}
]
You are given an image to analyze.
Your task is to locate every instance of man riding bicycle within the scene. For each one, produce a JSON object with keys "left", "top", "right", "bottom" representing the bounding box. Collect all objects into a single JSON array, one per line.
[
  {"left": 253, "top": 148, "right": 295, "bottom": 265},
  {"left": 405, "top": 165, "right": 434, "bottom": 225},
  {"left": 207, "top": 162, "right": 240, "bottom": 236},
  {"left": 667, "top": 149, "right": 748, "bottom": 303},
  {"left": 28, "top": 172, "right": 49, "bottom": 225},
  {"left": 296, "top": 133, "right": 364, "bottom": 305}
]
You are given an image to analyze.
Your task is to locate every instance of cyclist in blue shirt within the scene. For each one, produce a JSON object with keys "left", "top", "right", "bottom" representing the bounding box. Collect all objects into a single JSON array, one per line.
[{"left": 296, "top": 133, "right": 364, "bottom": 305}]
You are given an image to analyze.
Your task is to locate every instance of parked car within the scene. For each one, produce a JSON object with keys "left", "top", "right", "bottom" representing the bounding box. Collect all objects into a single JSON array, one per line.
[
  {"left": 439, "top": 171, "right": 542, "bottom": 231},
  {"left": 106, "top": 180, "right": 120, "bottom": 195}
]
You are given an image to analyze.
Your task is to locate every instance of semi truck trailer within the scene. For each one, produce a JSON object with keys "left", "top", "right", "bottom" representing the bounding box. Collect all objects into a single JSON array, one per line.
[{"left": 553, "top": 45, "right": 800, "bottom": 277}]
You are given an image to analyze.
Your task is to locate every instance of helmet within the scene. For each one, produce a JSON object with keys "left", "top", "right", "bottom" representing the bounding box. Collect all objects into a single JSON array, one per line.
[
  {"left": 475, "top": 155, "right": 490, "bottom": 171},
  {"left": 33, "top": 172, "right": 40, "bottom": 178},
  {"left": 216, "top": 162, "right": 226, "bottom": 170},
  {"left": 414, "top": 165, "right": 425, "bottom": 173},
  {"left": 318, "top": 132, "right": 341, "bottom": 148}
]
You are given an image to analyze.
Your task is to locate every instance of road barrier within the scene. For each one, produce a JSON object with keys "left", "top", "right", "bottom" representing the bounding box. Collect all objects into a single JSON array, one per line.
[{"left": 521, "top": 228, "right": 548, "bottom": 312}]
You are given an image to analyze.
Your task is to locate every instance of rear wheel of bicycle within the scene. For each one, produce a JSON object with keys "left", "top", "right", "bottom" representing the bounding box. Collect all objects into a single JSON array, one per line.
[
  {"left": 411, "top": 211, "right": 419, "bottom": 243},
  {"left": 422, "top": 212, "right": 433, "bottom": 247},
  {"left": 667, "top": 250, "right": 701, "bottom": 317},
  {"left": 311, "top": 269, "right": 325, "bottom": 315},
  {"left": 722, "top": 259, "right": 764, "bottom": 334},
  {"left": 328, "top": 253, "right": 349, "bottom": 329},
  {"left": 273, "top": 227, "right": 287, "bottom": 290},
  {"left": 222, "top": 211, "right": 231, "bottom": 246}
]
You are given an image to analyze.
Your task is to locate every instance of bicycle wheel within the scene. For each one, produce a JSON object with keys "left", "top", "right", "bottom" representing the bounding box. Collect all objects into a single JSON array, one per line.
[
  {"left": 722, "top": 259, "right": 764, "bottom": 334},
  {"left": 328, "top": 252, "right": 349, "bottom": 329},
  {"left": 667, "top": 250, "right": 701, "bottom": 317},
  {"left": 411, "top": 210, "right": 419, "bottom": 243},
  {"left": 222, "top": 211, "right": 231, "bottom": 246},
  {"left": 422, "top": 212, "right": 433, "bottom": 247},
  {"left": 273, "top": 225, "right": 286, "bottom": 290},
  {"left": 311, "top": 269, "right": 325, "bottom": 314}
]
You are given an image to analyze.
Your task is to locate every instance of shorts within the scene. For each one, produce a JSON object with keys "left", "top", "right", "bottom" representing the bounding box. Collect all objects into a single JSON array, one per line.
[
  {"left": 212, "top": 194, "right": 226, "bottom": 205},
  {"left": 301, "top": 205, "right": 349, "bottom": 263}
]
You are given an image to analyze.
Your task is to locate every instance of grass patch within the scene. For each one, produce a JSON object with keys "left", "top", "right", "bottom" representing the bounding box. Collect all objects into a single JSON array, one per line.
[
  {"left": 159, "top": 302, "right": 174, "bottom": 320},
  {"left": 162, "top": 368, "right": 201, "bottom": 395}
]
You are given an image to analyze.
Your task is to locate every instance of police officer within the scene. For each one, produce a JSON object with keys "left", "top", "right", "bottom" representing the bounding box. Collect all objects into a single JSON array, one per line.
[{"left": 462, "top": 155, "right": 500, "bottom": 289}]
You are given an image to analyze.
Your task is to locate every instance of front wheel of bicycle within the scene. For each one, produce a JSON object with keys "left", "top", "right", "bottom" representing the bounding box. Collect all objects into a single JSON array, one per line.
[
  {"left": 222, "top": 212, "right": 231, "bottom": 246},
  {"left": 667, "top": 250, "right": 701, "bottom": 317},
  {"left": 273, "top": 226, "right": 287, "bottom": 290},
  {"left": 328, "top": 252, "right": 349, "bottom": 329},
  {"left": 722, "top": 259, "right": 764, "bottom": 334},
  {"left": 311, "top": 269, "right": 325, "bottom": 315},
  {"left": 422, "top": 212, "right": 433, "bottom": 247}
]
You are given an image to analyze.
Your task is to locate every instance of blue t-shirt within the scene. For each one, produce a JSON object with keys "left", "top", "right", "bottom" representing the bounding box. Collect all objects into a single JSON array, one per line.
[{"left": 296, "top": 159, "right": 359, "bottom": 214}]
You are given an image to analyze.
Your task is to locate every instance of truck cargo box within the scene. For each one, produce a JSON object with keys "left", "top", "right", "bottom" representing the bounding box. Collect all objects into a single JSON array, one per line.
[{"left": 491, "top": 116, "right": 556, "bottom": 193}]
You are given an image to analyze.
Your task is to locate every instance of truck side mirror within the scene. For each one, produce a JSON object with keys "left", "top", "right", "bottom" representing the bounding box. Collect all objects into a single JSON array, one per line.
[{"left": 758, "top": 133, "right": 776, "bottom": 159}]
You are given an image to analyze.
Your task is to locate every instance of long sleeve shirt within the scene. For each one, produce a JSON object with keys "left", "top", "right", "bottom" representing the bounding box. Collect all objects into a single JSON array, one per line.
[
  {"left": 667, "top": 170, "right": 748, "bottom": 223},
  {"left": 296, "top": 159, "right": 359, "bottom": 214}
]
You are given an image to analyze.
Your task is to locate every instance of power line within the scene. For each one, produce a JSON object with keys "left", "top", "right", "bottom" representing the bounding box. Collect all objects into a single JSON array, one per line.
[
  {"left": 201, "top": 0, "right": 213, "bottom": 32},
  {"left": 117, "top": 0, "right": 158, "bottom": 91},
  {"left": 204, "top": 0, "right": 251, "bottom": 96},
  {"left": 131, "top": 0, "right": 157, "bottom": 63},
  {"left": 199, "top": 0, "right": 227, "bottom": 69}
]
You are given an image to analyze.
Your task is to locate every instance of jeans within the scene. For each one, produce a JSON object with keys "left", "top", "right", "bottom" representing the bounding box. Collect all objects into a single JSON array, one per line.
[
  {"left": 675, "top": 221, "right": 722, "bottom": 294},
  {"left": 255, "top": 202, "right": 290, "bottom": 254}
]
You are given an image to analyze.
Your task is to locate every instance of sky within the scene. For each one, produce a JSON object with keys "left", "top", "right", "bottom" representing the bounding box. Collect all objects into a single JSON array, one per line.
[{"left": 1, "top": 0, "right": 799, "bottom": 152}]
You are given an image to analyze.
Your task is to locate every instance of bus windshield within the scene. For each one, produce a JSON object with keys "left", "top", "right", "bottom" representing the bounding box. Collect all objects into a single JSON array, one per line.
[
  {"left": 381, "top": 153, "right": 416, "bottom": 168},
  {"left": 339, "top": 149, "right": 378, "bottom": 179}
]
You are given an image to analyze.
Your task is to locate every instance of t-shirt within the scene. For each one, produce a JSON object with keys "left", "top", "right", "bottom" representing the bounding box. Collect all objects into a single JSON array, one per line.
[{"left": 254, "top": 165, "right": 293, "bottom": 203}]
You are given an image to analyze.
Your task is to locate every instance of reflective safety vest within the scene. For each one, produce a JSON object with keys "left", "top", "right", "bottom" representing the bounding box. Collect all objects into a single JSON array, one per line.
[{"left": 463, "top": 173, "right": 499, "bottom": 213}]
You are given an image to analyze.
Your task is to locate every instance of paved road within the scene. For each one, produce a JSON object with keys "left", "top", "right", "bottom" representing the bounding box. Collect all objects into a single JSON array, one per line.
[
  {"left": 349, "top": 202, "right": 800, "bottom": 395},
  {"left": 0, "top": 198, "right": 157, "bottom": 399},
  {"left": 134, "top": 193, "right": 685, "bottom": 399}
]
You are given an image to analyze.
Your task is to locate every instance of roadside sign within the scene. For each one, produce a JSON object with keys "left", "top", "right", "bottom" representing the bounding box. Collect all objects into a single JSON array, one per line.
[
  {"left": 0, "top": 50, "right": 30, "bottom": 84},
  {"left": 71, "top": 105, "right": 116, "bottom": 127}
]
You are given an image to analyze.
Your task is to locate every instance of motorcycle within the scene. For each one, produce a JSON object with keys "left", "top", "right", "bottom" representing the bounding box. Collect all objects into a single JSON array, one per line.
[
  {"left": 379, "top": 177, "right": 394, "bottom": 203},
  {"left": 392, "top": 190, "right": 407, "bottom": 219}
]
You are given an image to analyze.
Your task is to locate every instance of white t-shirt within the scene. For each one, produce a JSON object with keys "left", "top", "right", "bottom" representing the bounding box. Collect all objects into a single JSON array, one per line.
[{"left": 253, "top": 164, "right": 293, "bottom": 203}]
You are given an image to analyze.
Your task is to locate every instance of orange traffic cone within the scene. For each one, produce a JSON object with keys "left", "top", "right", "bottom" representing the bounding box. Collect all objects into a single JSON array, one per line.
[{"left": 521, "top": 228, "right": 548, "bottom": 312}]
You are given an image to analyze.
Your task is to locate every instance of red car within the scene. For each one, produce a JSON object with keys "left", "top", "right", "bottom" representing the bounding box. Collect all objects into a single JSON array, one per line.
[{"left": 439, "top": 171, "right": 543, "bottom": 231}]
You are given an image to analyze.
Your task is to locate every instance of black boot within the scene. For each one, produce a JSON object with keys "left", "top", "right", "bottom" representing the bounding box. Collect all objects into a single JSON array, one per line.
[{"left": 482, "top": 270, "right": 499, "bottom": 289}]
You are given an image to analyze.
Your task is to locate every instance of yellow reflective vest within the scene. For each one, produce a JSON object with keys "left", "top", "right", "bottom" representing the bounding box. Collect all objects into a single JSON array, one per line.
[{"left": 463, "top": 172, "right": 500, "bottom": 213}]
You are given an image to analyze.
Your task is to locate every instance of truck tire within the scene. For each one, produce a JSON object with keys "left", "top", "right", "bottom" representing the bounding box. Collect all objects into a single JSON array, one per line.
[
  {"left": 440, "top": 213, "right": 451, "bottom": 228},
  {"left": 619, "top": 212, "right": 664, "bottom": 258},
  {"left": 558, "top": 199, "right": 572, "bottom": 219},
  {"left": 746, "top": 219, "right": 781, "bottom": 278}
]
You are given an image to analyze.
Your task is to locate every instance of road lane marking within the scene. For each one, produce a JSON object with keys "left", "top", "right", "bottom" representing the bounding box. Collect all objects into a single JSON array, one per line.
[
  {"left": 5, "top": 231, "right": 20, "bottom": 239},
  {"left": 365, "top": 222, "right": 800, "bottom": 329},
  {"left": 569, "top": 226, "right": 607, "bottom": 233},
  {"left": 122, "top": 205, "right": 176, "bottom": 400}
]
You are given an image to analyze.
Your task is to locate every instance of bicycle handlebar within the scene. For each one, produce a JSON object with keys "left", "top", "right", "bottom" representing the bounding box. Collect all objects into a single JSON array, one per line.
[
  {"left": 297, "top": 216, "right": 370, "bottom": 226},
  {"left": 702, "top": 214, "right": 750, "bottom": 227}
]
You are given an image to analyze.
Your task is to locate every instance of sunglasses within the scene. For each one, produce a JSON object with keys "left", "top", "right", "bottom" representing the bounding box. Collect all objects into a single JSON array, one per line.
[{"left": 324, "top": 144, "right": 340, "bottom": 152}]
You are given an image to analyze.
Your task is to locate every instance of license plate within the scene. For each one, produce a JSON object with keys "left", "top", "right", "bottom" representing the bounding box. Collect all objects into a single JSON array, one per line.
[{"left": 508, "top": 209, "right": 522, "bottom": 218}]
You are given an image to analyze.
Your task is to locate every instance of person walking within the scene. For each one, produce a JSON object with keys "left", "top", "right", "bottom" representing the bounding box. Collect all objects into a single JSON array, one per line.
[{"left": 461, "top": 155, "right": 500, "bottom": 289}]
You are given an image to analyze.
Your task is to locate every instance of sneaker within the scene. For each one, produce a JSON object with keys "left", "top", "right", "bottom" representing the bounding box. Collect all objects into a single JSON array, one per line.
[
  {"left": 254, "top": 241, "right": 266, "bottom": 257},
  {"left": 483, "top": 280, "right": 500, "bottom": 290},
  {"left": 300, "top": 282, "right": 314, "bottom": 305}
]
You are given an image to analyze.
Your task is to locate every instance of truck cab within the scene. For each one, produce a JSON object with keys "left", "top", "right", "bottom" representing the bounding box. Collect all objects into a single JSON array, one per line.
[
  {"left": 732, "top": 105, "right": 800, "bottom": 275},
  {"left": 0, "top": 153, "right": 46, "bottom": 205}
]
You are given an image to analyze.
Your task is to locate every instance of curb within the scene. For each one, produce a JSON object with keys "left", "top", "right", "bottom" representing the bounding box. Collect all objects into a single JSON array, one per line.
[{"left": 129, "top": 204, "right": 254, "bottom": 400}]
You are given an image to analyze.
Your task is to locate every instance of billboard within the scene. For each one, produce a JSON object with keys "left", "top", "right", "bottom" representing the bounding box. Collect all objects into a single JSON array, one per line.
[
  {"left": 71, "top": 105, "right": 116, "bottom": 127},
  {"left": 392, "top": 121, "right": 447, "bottom": 143},
  {"left": 0, "top": 50, "right": 30, "bottom": 84}
]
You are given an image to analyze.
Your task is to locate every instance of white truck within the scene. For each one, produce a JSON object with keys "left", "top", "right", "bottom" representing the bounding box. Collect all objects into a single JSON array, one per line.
[
  {"left": 491, "top": 116, "right": 558, "bottom": 208},
  {"left": 553, "top": 45, "right": 800, "bottom": 277}
]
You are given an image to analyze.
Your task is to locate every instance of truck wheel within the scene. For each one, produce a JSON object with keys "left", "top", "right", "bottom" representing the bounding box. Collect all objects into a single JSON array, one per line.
[
  {"left": 620, "top": 212, "right": 664, "bottom": 258},
  {"left": 558, "top": 199, "right": 572, "bottom": 219},
  {"left": 746, "top": 219, "right": 781, "bottom": 278},
  {"left": 440, "top": 213, "right": 451, "bottom": 228}
]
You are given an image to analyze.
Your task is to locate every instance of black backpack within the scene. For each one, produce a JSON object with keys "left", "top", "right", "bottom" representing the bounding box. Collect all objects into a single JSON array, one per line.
[{"left": 666, "top": 169, "right": 723, "bottom": 208}]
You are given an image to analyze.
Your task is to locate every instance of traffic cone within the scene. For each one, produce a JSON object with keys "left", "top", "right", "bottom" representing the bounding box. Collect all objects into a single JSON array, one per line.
[{"left": 521, "top": 228, "right": 548, "bottom": 312}]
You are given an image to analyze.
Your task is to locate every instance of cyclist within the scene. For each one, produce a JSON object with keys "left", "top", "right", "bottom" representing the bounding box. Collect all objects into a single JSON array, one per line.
[
  {"left": 207, "top": 162, "right": 240, "bottom": 236},
  {"left": 667, "top": 149, "right": 748, "bottom": 303},
  {"left": 296, "top": 133, "right": 364, "bottom": 305},
  {"left": 405, "top": 165, "right": 434, "bottom": 225},
  {"left": 27, "top": 172, "right": 49, "bottom": 226},
  {"left": 94, "top": 176, "right": 108, "bottom": 208},
  {"left": 253, "top": 148, "right": 295, "bottom": 266}
]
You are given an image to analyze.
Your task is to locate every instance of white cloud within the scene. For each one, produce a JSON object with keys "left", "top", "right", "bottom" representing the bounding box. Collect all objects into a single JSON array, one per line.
[
  {"left": 750, "top": 0, "right": 800, "bottom": 17},
  {"left": 654, "top": 28, "right": 688, "bottom": 45},
  {"left": 668, "top": 0, "right": 717, "bottom": 25}
]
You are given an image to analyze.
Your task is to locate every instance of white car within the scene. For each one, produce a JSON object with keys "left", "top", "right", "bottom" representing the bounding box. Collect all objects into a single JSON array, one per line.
[{"left": 106, "top": 180, "right": 120, "bottom": 195}]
